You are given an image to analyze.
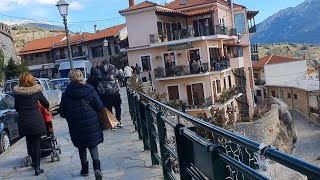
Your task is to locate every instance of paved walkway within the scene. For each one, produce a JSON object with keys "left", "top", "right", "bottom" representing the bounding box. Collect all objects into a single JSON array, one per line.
[{"left": 0, "top": 88, "right": 162, "bottom": 180}]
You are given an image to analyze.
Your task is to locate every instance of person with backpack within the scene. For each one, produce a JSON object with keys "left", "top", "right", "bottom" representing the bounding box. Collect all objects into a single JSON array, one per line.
[
  {"left": 59, "top": 69, "right": 104, "bottom": 180},
  {"left": 97, "top": 59, "right": 123, "bottom": 129}
]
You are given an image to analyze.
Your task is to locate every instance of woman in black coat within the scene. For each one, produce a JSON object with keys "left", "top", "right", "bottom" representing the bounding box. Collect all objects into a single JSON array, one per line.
[
  {"left": 60, "top": 69, "right": 104, "bottom": 180},
  {"left": 14, "top": 72, "right": 49, "bottom": 176}
]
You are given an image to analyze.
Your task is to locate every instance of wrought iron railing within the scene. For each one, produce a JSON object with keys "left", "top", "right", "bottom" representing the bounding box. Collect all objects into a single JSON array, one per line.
[
  {"left": 127, "top": 86, "right": 320, "bottom": 180},
  {"left": 254, "top": 80, "right": 266, "bottom": 85}
]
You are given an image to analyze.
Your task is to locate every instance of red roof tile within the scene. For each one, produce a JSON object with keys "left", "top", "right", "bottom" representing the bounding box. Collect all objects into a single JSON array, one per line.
[
  {"left": 164, "top": 0, "right": 231, "bottom": 10},
  {"left": 119, "top": 1, "right": 158, "bottom": 13},
  {"left": 156, "top": 6, "right": 217, "bottom": 17},
  {"left": 182, "top": 6, "right": 217, "bottom": 16},
  {"left": 19, "top": 24, "right": 126, "bottom": 55},
  {"left": 253, "top": 55, "right": 303, "bottom": 70}
]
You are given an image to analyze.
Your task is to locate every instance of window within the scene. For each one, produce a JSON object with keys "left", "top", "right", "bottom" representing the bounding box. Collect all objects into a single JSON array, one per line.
[
  {"left": 294, "top": 94, "right": 298, "bottom": 99},
  {"left": 46, "top": 52, "right": 51, "bottom": 59},
  {"left": 4, "top": 83, "right": 10, "bottom": 92},
  {"left": 163, "top": 52, "right": 176, "bottom": 76},
  {"left": 309, "top": 76, "right": 313, "bottom": 80},
  {"left": 0, "top": 98, "right": 9, "bottom": 110},
  {"left": 317, "top": 75, "right": 319, "bottom": 79},
  {"left": 10, "top": 82, "right": 17, "bottom": 92},
  {"left": 167, "top": 85, "right": 180, "bottom": 101},
  {"left": 228, "top": 75, "right": 232, "bottom": 88},
  {"left": 256, "top": 90, "right": 262, "bottom": 96},
  {"left": 91, "top": 46, "right": 103, "bottom": 58},
  {"left": 47, "top": 80, "right": 55, "bottom": 90},
  {"left": 186, "top": 83, "right": 205, "bottom": 106},
  {"left": 140, "top": 56, "right": 151, "bottom": 71},
  {"left": 4, "top": 95, "right": 14, "bottom": 108},
  {"left": 223, "top": 78, "right": 227, "bottom": 90},
  {"left": 41, "top": 80, "right": 49, "bottom": 91},
  {"left": 271, "top": 90, "right": 275, "bottom": 97},
  {"left": 35, "top": 53, "right": 42, "bottom": 58},
  {"left": 288, "top": 93, "right": 291, "bottom": 98},
  {"left": 216, "top": 80, "right": 221, "bottom": 94}
]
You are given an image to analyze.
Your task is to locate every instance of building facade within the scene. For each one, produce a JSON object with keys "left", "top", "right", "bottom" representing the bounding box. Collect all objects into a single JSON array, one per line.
[
  {"left": 18, "top": 24, "right": 128, "bottom": 79},
  {"left": 120, "top": 0, "right": 258, "bottom": 118}
]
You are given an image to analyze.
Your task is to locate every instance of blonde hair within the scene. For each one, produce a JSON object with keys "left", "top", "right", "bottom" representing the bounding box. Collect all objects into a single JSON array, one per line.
[
  {"left": 69, "top": 69, "right": 85, "bottom": 84},
  {"left": 19, "top": 72, "right": 36, "bottom": 87}
]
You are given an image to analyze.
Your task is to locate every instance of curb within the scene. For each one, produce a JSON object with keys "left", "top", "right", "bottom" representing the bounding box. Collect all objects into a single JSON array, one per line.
[{"left": 0, "top": 137, "right": 25, "bottom": 159}]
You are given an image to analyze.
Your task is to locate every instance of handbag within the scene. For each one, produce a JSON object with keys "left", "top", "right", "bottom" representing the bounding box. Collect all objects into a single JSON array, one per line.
[{"left": 98, "top": 108, "right": 119, "bottom": 130}]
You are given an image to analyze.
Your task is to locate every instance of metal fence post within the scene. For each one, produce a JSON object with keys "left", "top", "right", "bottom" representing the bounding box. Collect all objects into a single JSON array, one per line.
[
  {"left": 139, "top": 100, "right": 149, "bottom": 151},
  {"left": 156, "top": 112, "right": 171, "bottom": 180},
  {"left": 134, "top": 95, "right": 143, "bottom": 140},
  {"left": 174, "top": 124, "right": 192, "bottom": 180},
  {"left": 145, "top": 105, "right": 159, "bottom": 165}
]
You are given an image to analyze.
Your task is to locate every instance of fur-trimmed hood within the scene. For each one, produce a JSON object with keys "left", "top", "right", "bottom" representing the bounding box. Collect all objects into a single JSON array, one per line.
[{"left": 14, "top": 84, "right": 43, "bottom": 96}]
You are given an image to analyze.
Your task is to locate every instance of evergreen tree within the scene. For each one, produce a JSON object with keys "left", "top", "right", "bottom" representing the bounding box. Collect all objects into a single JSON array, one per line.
[{"left": 5, "top": 58, "right": 19, "bottom": 80}]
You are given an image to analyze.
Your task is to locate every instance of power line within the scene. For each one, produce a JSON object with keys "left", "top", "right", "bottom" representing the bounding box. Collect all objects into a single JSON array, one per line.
[{"left": 0, "top": 13, "right": 123, "bottom": 24}]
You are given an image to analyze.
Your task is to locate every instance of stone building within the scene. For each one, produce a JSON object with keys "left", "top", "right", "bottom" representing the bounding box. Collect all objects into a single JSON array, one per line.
[
  {"left": 0, "top": 23, "right": 17, "bottom": 65},
  {"left": 18, "top": 24, "right": 128, "bottom": 79}
]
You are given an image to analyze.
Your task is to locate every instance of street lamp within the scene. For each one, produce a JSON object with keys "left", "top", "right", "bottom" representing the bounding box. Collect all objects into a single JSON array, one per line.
[
  {"left": 103, "top": 38, "right": 109, "bottom": 57},
  {"left": 56, "top": 0, "right": 73, "bottom": 69}
]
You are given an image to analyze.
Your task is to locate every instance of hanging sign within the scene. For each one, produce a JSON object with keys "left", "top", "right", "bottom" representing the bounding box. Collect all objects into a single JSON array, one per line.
[{"left": 168, "top": 42, "right": 192, "bottom": 51}]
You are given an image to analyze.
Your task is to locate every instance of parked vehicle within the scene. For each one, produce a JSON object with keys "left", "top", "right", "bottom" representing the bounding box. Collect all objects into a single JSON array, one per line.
[
  {"left": 0, "top": 94, "right": 19, "bottom": 153},
  {"left": 3, "top": 78, "right": 62, "bottom": 111},
  {"left": 58, "top": 60, "right": 92, "bottom": 80},
  {"left": 51, "top": 78, "right": 69, "bottom": 92}
]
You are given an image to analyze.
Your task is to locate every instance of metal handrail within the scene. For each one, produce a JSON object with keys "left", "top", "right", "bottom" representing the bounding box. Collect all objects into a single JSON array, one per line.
[{"left": 127, "top": 86, "right": 320, "bottom": 179}]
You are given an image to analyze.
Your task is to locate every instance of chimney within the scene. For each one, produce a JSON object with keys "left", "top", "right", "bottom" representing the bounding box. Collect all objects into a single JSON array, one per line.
[
  {"left": 94, "top": 25, "right": 97, "bottom": 33},
  {"left": 129, "top": 0, "right": 135, "bottom": 7}
]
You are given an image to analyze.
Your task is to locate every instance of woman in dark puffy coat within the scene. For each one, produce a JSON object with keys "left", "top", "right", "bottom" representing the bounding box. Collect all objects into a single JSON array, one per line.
[
  {"left": 60, "top": 69, "right": 104, "bottom": 180},
  {"left": 14, "top": 72, "right": 49, "bottom": 176}
]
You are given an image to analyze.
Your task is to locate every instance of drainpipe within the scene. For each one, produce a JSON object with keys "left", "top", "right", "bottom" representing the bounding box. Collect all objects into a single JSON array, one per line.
[
  {"left": 229, "top": 0, "right": 235, "bottom": 29},
  {"left": 291, "top": 87, "right": 294, "bottom": 110}
]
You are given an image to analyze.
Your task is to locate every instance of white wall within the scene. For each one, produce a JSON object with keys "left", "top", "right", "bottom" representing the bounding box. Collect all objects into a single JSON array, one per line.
[
  {"left": 125, "top": 10, "right": 158, "bottom": 48},
  {"left": 264, "top": 60, "right": 307, "bottom": 85}
]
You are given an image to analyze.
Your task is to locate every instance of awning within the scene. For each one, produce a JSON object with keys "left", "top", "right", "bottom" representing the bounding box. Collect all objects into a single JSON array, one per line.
[{"left": 247, "top": 11, "right": 259, "bottom": 20}]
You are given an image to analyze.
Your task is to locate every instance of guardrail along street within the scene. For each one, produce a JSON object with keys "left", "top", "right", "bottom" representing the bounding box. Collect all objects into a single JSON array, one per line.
[{"left": 127, "top": 86, "right": 320, "bottom": 180}]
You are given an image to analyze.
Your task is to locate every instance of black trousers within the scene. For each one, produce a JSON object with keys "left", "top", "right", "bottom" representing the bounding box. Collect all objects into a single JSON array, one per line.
[
  {"left": 78, "top": 146, "right": 99, "bottom": 164},
  {"left": 26, "top": 134, "right": 42, "bottom": 166},
  {"left": 101, "top": 92, "right": 122, "bottom": 121}
]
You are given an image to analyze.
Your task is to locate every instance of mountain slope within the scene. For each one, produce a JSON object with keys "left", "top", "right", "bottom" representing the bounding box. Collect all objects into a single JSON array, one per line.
[
  {"left": 2, "top": 20, "right": 63, "bottom": 30},
  {"left": 251, "top": 0, "right": 320, "bottom": 44}
]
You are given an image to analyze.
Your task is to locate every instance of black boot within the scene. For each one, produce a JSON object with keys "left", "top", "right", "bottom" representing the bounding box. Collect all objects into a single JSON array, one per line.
[
  {"left": 93, "top": 160, "right": 103, "bottom": 180},
  {"left": 80, "top": 161, "right": 89, "bottom": 176},
  {"left": 34, "top": 165, "right": 44, "bottom": 176}
]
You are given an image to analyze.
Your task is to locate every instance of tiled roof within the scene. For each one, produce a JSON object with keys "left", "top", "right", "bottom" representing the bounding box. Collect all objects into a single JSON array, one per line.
[
  {"left": 307, "top": 68, "right": 316, "bottom": 75},
  {"left": 88, "top": 24, "right": 126, "bottom": 41},
  {"left": 156, "top": 6, "right": 216, "bottom": 17},
  {"left": 119, "top": 1, "right": 158, "bottom": 13},
  {"left": 253, "top": 55, "right": 304, "bottom": 70},
  {"left": 19, "top": 24, "right": 126, "bottom": 55},
  {"left": 164, "top": 0, "right": 232, "bottom": 10}
]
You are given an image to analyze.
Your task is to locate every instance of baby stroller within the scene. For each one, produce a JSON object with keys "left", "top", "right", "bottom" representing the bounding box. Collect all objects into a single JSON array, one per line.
[{"left": 24, "top": 104, "right": 61, "bottom": 167}]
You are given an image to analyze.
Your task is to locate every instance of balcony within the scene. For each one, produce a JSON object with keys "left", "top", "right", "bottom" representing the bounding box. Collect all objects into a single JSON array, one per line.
[
  {"left": 249, "top": 25, "right": 257, "bottom": 34},
  {"left": 155, "top": 59, "right": 230, "bottom": 80},
  {"left": 251, "top": 54, "right": 259, "bottom": 62},
  {"left": 150, "top": 25, "right": 237, "bottom": 44},
  {"left": 213, "top": 88, "right": 243, "bottom": 108},
  {"left": 168, "top": 96, "right": 213, "bottom": 110},
  {"left": 254, "top": 80, "right": 265, "bottom": 85},
  {"left": 230, "top": 57, "right": 244, "bottom": 69}
]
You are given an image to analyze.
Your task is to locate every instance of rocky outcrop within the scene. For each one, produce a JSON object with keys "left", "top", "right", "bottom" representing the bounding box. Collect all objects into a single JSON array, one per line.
[
  {"left": 0, "top": 27, "right": 17, "bottom": 65},
  {"left": 234, "top": 97, "right": 297, "bottom": 153}
]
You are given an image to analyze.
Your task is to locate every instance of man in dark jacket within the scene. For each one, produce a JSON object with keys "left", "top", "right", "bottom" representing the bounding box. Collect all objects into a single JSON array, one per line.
[
  {"left": 97, "top": 59, "right": 123, "bottom": 128},
  {"left": 60, "top": 69, "right": 104, "bottom": 180},
  {"left": 87, "top": 67, "right": 99, "bottom": 91}
]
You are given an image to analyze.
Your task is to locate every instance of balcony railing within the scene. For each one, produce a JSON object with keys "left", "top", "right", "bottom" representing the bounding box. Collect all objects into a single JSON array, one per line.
[
  {"left": 150, "top": 25, "right": 237, "bottom": 44},
  {"left": 254, "top": 80, "right": 266, "bottom": 85},
  {"left": 127, "top": 86, "right": 320, "bottom": 180},
  {"left": 155, "top": 60, "right": 230, "bottom": 79},
  {"left": 251, "top": 54, "right": 259, "bottom": 61},
  {"left": 249, "top": 25, "right": 257, "bottom": 34}
]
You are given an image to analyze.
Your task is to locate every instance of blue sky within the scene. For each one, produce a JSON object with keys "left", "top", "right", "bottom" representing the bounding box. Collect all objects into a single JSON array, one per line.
[{"left": 0, "top": 0, "right": 305, "bottom": 32}]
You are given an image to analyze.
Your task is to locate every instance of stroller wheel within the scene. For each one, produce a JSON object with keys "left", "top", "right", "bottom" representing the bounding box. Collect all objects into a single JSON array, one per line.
[
  {"left": 56, "top": 151, "right": 60, "bottom": 161},
  {"left": 51, "top": 152, "right": 55, "bottom": 162},
  {"left": 58, "top": 145, "right": 61, "bottom": 154}
]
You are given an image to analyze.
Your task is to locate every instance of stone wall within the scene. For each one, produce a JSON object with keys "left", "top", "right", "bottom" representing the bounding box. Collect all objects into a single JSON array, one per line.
[
  {"left": 234, "top": 104, "right": 280, "bottom": 146},
  {"left": 0, "top": 29, "right": 17, "bottom": 65}
]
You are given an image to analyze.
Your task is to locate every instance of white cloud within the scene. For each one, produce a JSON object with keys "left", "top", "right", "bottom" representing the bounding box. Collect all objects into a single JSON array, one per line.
[
  {"left": 0, "top": 0, "right": 84, "bottom": 12},
  {"left": 70, "top": 1, "right": 84, "bottom": 10}
]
